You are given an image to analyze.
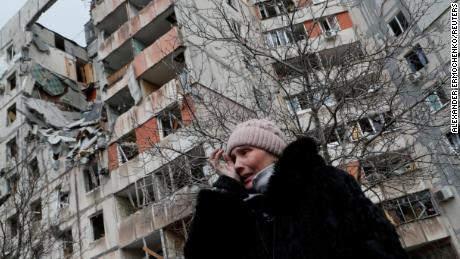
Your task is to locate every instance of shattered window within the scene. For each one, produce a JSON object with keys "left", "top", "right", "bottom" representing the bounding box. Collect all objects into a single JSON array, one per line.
[
  {"left": 84, "top": 160, "right": 100, "bottom": 192},
  {"left": 159, "top": 105, "right": 183, "bottom": 138},
  {"left": 7, "top": 103, "right": 16, "bottom": 126},
  {"left": 361, "top": 152, "right": 415, "bottom": 182},
  {"left": 117, "top": 131, "right": 139, "bottom": 163},
  {"left": 6, "top": 45, "right": 15, "bottom": 62},
  {"left": 382, "top": 190, "right": 438, "bottom": 225},
  {"left": 405, "top": 44, "right": 429, "bottom": 72},
  {"left": 61, "top": 230, "right": 73, "bottom": 258},
  {"left": 7, "top": 216, "right": 18, "bottom": 237},
  {"left": 6, "top": 137, "right": 18, "bottom": 160},
  {"left": 59, "top": 190, "right": 70, "bottom": 209},
  {"left": 7, "top": 73, "right": 16, "bottom": 91},
  {"left": 31, "top": 199, "right": 42, "bottom": 222},
  {"left": 29, "top": 158, "right": 40, "bottom": 181},
  {"left": 90, "top": 212, "right": 105, "bottom": 240}
]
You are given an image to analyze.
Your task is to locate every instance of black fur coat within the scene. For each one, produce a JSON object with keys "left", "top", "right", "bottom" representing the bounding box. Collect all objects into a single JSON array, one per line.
[{"left": 184, "top": 138, "right": 408, "bottom": 259}]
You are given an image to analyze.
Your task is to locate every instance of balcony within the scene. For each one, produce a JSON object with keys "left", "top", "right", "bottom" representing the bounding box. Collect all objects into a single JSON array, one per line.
[
  {"left": 99, "top": 0, "right": 175, "bottom": 70},
  {"left": 92, "top": 0, "right": 151, "bottom": 31},
  {"left": 132, "top": 27, "right": 185, "bottom": 86}
]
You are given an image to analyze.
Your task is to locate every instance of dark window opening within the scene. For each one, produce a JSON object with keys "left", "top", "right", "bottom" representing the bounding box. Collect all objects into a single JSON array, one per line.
[
  {"left": 62, "top": 230, "right": 73, "bottom": 258},
  {"left": 405, "top": 44, "right": 429, "bottom": 72},
  {"left": 174, "top": 53, "right": 185, "bottom": 63},
  {"left": 6, "top": 45, "right": 15, "bottom": 61},
  {"left": 84, "top": 158, "right": 100, "bottom": 192},
  {"left": 76, "top": 60, "right": 86, "bottom": 83},
  {"left": 273, "top": 54, "right": 320, "bottom": 79},
  {"left": 8, "top": 174, "right": 19, "bottom": 194},
  {"left": 55, "top": 35, "right": 66, "bottom": 51},
  {"left": 159, "top": 104, "right": 183, "bottom": 138},
  {"left": 388, "top": 11, "right": 409, "bottom": 36},
  {"left": 6, "top": 138, "right": 18, "bottom": 160},
  {"left": 7, "top": 104, "right": 16, "bottom": 126},
  {"left": 59, "top": 190, "right": 70, "bottom": 208},
  {"left": 7, "top": 73, "right": 16, "bottom": 91},
  {"left": 446, "top": 133, "right": 460, "bottom": 152},
  {"left": 8, "top": 216, "right": 18, "bottom": 237},
  {"left": 90, "top": 212, "right": 105, "bottom": 240},
  {"left": 31, "top": 199, "right": 42, "bottom": 222},
  {"left": 117, "top": 131, "right": 139, "bottom": 163},
  {"left": 29, "top": 158, "right": 40, "bottom": 180}
]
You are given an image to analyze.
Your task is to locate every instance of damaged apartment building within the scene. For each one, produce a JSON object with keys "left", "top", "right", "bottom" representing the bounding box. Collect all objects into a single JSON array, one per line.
[{"left": 1, "top": 0, "right": 460, "bottom": 258}]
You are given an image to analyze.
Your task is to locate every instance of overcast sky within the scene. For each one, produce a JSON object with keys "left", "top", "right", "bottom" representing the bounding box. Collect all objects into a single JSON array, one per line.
[{"left": 0, "top": 0, "right": 91, "bottom": 46}]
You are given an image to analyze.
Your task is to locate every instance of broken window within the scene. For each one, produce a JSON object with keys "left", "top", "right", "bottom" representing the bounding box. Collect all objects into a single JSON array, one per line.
[
  {"left": 55, "top": 34, "right": 66, "bottom": 51},
  {"left": 405, "top": 44, "right": 429, "bottom": 72},
  {"left": 6, "top": 45, "right": 15, "bottom": 62},
  {"left": 83, "top": 158, "right": 100, "bottom": 192},
  {"left": 90, "top": 212, "right": 105, "bottom": 240},
  {"left": 59, "top": 190, "right": 70, "bottom": 209},
  {"left": 62, "top": 229, "right": 73, "bottom": 258},
  {"left": 319, "top": 15, "right": 340, "bottom": 33},
  {"left": 349, "top": 111, "right": 395, "bottom": 140},
  {"left": 257, "top": 0, "right": 295, "bottom": 19},
  {"left": 117, "top": 131, "right": 139, "bottom": 163},
  {"left": 29, "top": 158, "right": 40, "bottom": 181},
  {"left": 334, "top": 73, "right": 380, "bottom": 100},
  {"left": 7, "top": 216, "right": 18, "bottom": 237},
  {"left": 273, "top": 54, "right": 320, "bottom": 79},
  {"left": 426, "top": 89, "right": 449, "bottom": 112},
  {"left": 388, "top": 11, "right": 409, "bottom": 37},
  {"left": 265, "top": 24, "right": 306, "bottom": 48},
  {"left": 136, "top": 173, "right": 157, "bottom": 208},
  {"left": 6, "top": 137, "right": 18, "bottom": 160},
  {"left": 446, "top": 133, "right": 460, "bottom": 153},
  {"left": 382, "top": 190, "right": 437, "bottom": 225},
  {"left": 76, "top": 59, "right": 86, "bottom": 83},
  {"left": 7, "top": 104, "right": 16, "bottom": 126},
  {"left": 31, "top": 199, "right": 42, "bottom": 222},
  {"left": 361, "top": 152, "right": 415, "bottom": 182},
  {"left": 158, "top": 104, "right": 183, "bottom": 138},
  {"left": 7, "top": 73, "right": 16, "bottom": 91},
  {"left": 319, "top": 42, "right": 364, "bottom": 68},
  {"left": 7, "top": 174, "right": 19, "bottom": 194}
]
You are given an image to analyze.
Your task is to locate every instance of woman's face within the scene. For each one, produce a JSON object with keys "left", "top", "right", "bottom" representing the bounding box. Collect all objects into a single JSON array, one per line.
[{"left": 230, "top": 146, "right": 277, "bottom": 190}]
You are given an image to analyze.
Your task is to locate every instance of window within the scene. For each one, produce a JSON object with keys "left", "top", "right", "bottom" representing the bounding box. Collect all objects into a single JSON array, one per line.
[
  {"left": 6, "top": 137, "right": 18, "bottom": 160},
  {"left": 286, "top": 90, "right": 335, "bottom": 113},
  {"left": 8, "top": 174, "right": 19, "bottom": 194},
  {"left": 7, "top": 104, "right": 16, "bottom": 126},
  {"left": 90, "top": 212, "right": 105, "bottom": 240},
  {"left": 83, "top": 159, "right": 100, "bottom": 192},
  {"left": 273, "top": 54, "right": 321, "bottom": 79},
  {"left": 388, "top": 11, "right": 409, "bottom": 36},
  {"left": 257, "top": 0, "right": 295, "bottom": 19},
  {"left": 55, "top": 35, "right": 65, "bottom": 51},
  {"left": 334, "top": 73, "right": 380, "bottom": 100},
  {"left": 29, "top": 158, "right": 40, "bottom": 181},
  {"left": 158, "top": 104, "right": 183, "bottom": 138},
  {"left": 319, "top": 15, "right": 340, "bottom": 32},
  {"left": 426, "top": 89, "right": 449, "bottom": 112},
  {"left": 265, "top": 24, "right": 306, "bottom": 48},
  {"left": 62, "top": 230, "right": 73, "bottom": 258},
  {"left": 59, "top": 190, "right": 70, "bottom": 209},
  {"left": 382, "top": 190, "right": 438, "bottom": 225},
  {"left": 31, "top": 199, "right": 42, "bottom": 222},
  {"left": 361, "top": 152, "right": 415, "bottom": 182},
  {"left": 7, "top": 216, "right": 18, "bottom": 237},
  {"left": 6, "top": 45, "right": 15, "bottom": 62},
  {"left": 350, "top": 111, "right": 395, "bottom": 140},
  {"left": 117, "top": 131, "right": 139, "bottom": 163},
  {"left": 446, "top": 133, "right": 460, "bottom": 153},
  {"left": 405, "top": 44, "right": 429, "bottom": 72},
  {"left": 7, "top": 73, "right": 16, "bottom": 91}
]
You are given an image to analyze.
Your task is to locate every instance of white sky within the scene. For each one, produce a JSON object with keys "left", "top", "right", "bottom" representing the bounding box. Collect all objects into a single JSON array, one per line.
[{"left": 0, "top": 0, "right": 91, "bottom": 46}]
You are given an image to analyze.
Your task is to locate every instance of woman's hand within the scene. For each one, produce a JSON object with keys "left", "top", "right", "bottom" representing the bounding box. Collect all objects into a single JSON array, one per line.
[{"left": 209, "top": 149, "right": 240, "bottom": 182}]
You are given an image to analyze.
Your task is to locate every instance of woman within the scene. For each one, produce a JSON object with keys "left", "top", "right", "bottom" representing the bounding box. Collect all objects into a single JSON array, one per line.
[{"left": 184, "top": 119, "right": 408, "bottom": 259}]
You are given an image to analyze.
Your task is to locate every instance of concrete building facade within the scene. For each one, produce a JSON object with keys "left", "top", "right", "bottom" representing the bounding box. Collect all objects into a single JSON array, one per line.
[{"left": 0, "top": 0, "right": 459, "bottom": 258}]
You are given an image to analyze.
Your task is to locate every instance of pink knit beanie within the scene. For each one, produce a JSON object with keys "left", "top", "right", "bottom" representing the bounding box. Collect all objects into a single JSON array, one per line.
[{"left": 226, "top": 119, "right": 287, "bottom": 157}]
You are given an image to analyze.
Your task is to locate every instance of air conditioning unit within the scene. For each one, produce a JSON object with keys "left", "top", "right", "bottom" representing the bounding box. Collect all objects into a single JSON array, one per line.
[
  {"left": 434, "top": 186, "right": 454, "bottom": 202},
  {"left": 408, "top": 71, "right": 423, "bottom": 83},
  {"left": 324, "top": 30, "right": 338, "bottom": 39},
  {"left": 0, "top": 179, "right": 10, "bottom": 199}
]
